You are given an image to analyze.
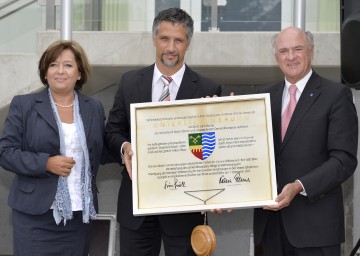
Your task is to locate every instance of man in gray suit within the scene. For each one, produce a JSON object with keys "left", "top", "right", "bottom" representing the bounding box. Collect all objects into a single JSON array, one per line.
[
  {"left": 254, "top": 27, "right": 358, "bottom": 256},
  {"left": 105, "top": 8, "right": 221, "bottom": 256}
]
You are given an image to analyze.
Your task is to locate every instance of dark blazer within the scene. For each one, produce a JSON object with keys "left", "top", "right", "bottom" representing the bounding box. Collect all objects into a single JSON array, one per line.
[
  {"left": 0, "top": 88, "right": 106, "bottom": 215},
  {"left": 254, "top": 71, "right": 358, "bottom": 247},
  {"left": 105, "top": 64, "right": 221, "bottom": 236}
]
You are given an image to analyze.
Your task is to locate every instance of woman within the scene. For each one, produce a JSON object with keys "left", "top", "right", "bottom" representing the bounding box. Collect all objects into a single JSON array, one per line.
[{"left": 0, "top": 40, "right": 105, "bottom": 255}]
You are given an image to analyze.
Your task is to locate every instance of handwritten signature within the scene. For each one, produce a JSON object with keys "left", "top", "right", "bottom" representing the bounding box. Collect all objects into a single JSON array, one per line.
[
  {"left": 164, "top": 178, "right": 186, "bottom": 190},
  {"left": 219, "top": 172, "right": 250, "bottom": 184}
]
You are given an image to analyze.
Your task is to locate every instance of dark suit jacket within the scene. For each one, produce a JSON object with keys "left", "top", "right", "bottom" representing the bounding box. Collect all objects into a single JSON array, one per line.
[
  {"left": 105, "top": 64, "right": 221, "bottom": 236},
  {"left": 254, "top": 71, "right": 358, "bottom": 247},
  {"left": 0, "top": 88, "right": 106, "bottom": 215}
]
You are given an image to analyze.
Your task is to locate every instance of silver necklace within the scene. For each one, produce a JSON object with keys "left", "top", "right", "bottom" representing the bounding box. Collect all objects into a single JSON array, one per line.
[{"left": 54, "top": 101, "right": 74, "bottom": 108}]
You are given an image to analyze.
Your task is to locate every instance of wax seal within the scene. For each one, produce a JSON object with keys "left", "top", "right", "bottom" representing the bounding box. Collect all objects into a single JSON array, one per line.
[{"left": 191, "top": 225, "right": 216, "bottom": 256}]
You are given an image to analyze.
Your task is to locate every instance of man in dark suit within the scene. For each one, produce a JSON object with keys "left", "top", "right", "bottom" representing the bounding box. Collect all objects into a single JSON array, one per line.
[
  {"left": 105, "top": 8, "right": 221, "bottom": 256},
  {"left": 253, "top": 27, "right": 358, "bottom": 256}
]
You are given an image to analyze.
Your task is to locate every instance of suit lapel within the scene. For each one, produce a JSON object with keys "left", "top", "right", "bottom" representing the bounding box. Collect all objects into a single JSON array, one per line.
[
  {"left": 137, "top": 65, "right": 154, "bottom": 103},
  {"left": 176, "top": 66, "right": 199, "bottom": 100},
  {"left": 281, "top": 73, "right": 321, "bottom": 146},
  {"left": 34, "top": 89, "right": 94, "bottom": 139},
  {"left": 137, "top": 65, "right": 198, "bottom": 102},
  {"left": 34, "top": 89, "right": 58, "bottom": 133},
  {"left": 78, "top": 93, "right": 92, "bottom": 137},
  {"left": 270, "top": 82, "right": 285, "bottom": 147}
]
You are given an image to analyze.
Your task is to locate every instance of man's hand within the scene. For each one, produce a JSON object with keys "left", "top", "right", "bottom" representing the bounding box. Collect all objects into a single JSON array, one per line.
[
  {"left": 208, "top": 208, "right": 233, "bottom": 214},
  {"left": 204, "top": 92, "right": 234, "bottom": 98},
  {"left": 263, "top": 181, "right": 303, "bottom": 211},
  {"left": 123, "top": 143, "right": 133, "bottom": 180}
]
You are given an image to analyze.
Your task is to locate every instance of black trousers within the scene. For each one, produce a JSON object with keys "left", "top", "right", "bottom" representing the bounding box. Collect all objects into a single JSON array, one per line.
[
  {"left": 12, "top": 209, "right": 92, "bottom": 256},
  {"left": 260, "top": 211, "right": 341, "bottom": 256},
  {"left": 119, "top": 215, "right": 196, "bottom": 256}
]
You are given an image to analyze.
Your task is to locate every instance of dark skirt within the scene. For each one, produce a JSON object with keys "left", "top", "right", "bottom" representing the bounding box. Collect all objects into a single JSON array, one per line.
[{"left": 12, "top": 209, "right": 92, "bottom": 256}]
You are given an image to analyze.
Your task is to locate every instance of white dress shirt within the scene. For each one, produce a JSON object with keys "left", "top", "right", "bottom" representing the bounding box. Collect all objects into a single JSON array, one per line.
[
  {"left": 151, "top": 63, "right": 185, "bottom": 102},
  {"left": 281, "top": 69, "right": 313, "bottom": 196},
  {"left": 281, "top": 69, "right": 312, "bottom": 115}
]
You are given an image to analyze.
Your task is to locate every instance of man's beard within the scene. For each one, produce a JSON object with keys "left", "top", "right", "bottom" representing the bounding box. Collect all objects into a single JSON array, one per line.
[{"left": 161, "top": 53, "right": 180, "bottom": 67}]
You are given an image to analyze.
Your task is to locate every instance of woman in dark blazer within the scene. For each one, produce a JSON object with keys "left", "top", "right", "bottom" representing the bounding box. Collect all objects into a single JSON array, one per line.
[{"left": 0, "top": 40, "right": 106, "bottom": 255}]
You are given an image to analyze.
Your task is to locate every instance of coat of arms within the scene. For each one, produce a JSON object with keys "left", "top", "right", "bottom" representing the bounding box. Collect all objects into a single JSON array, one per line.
[{"left": 188, "top": 132, "right": 216, "bottom": 160}]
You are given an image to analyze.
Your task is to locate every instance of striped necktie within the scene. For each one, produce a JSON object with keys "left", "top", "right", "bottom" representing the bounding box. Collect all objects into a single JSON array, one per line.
[{"left": 158, "top": 75, "right": 172, "bottom": 101}]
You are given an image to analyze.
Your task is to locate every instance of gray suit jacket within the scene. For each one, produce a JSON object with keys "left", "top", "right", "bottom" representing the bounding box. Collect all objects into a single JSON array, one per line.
[
  {"left": 0, "top": 88, "right": 106, "bottom": 215},
  {"left": 254, "top": 71, "right": 358, "bottom": 247},
  {"left": 105, "top": 64, "right": 221, "bottom": 236}
]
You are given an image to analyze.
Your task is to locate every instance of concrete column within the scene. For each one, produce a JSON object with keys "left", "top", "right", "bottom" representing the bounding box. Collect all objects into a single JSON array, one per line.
[
  {"left": 209, "top": 0, "right": 219, "bottom": 32},
  {"left": 293, "top": 0, "right": 306, "bottom": 29},
  {"left": 61, "top": 0, "right": 72, "bottom": 40}
]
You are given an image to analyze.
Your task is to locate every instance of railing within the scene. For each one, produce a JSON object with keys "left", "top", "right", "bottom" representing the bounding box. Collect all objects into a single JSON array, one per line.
[
  {"left": 0, "top": 0, "right": 43, "bottom": 53},
  {"left": 0, "top": 0, "right": 37, "bottom": 19}
]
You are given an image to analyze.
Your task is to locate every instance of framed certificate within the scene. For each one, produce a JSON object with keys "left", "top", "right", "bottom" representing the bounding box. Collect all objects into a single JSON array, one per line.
[{"left": 130, "top": 93, "right": 277, "bottom": 215}]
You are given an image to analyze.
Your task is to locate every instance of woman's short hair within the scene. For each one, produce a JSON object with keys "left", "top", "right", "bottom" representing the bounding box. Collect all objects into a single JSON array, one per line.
[{"left": 38, "top": 40, "right": 91, "bottom": 91}]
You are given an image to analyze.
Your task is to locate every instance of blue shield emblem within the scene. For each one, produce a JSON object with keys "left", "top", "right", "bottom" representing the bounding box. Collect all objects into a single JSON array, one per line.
[{"left": 188, "top": 132, "right": 216, "bottom": 160}]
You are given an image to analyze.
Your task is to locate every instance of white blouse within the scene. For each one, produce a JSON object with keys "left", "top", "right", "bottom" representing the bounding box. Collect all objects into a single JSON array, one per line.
[{"left": 61, "top": 122, "right": 84, "bottom": 211}]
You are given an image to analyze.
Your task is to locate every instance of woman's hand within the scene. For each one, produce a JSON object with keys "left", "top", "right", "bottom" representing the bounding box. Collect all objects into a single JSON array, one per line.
[{"left": 46, "top": 156, "right": 75, "bottom": 176}]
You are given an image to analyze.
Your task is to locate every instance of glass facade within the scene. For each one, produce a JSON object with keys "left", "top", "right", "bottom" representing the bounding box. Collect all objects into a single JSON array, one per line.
[
  {"left": 201, "top": 0, "right": 281, "bottom": 31},
  {"left": 0, "top": 0, "right": 340, "bottom": 53}
]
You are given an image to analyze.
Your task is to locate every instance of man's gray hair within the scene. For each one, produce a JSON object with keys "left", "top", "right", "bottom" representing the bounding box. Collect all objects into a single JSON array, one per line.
[
  {"left": 152, "top": 8, "right": 194, "bottom": 45},
  {"left": 271, "top": 29, "right": 314, "bottom": 54}
]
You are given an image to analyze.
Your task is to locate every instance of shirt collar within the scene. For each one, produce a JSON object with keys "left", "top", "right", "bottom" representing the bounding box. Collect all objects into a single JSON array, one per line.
[
  {"left": 153, "top": 63, "right": 186, "bottom": 87},
  {"left": 284, "top": 69, "right": 313, "bottom": 94}
]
